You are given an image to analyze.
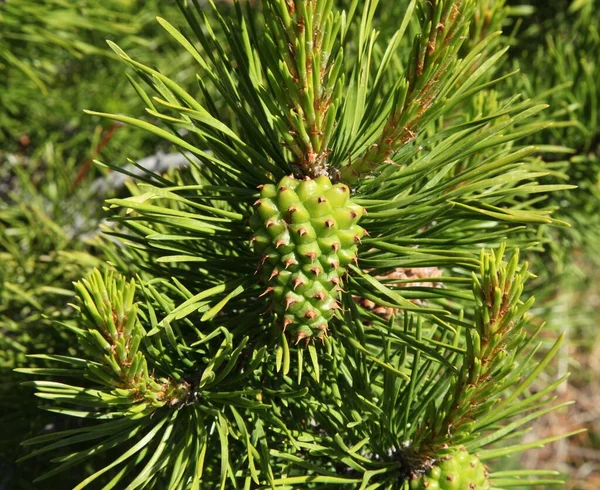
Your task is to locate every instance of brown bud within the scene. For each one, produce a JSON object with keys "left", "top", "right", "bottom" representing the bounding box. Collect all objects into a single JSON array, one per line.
[
  {"left": 305, "top": 252, "right": 317, "bottom": 263},
  {"left": 288, "top": 205, "right": 297, "bottom": 214},
  {"left": 310, "top": 266, "right": 322, "bottom": 276},
  {"left": 285, "top": 297, "right": 297, "bottom": 311},
  {"left": 284, "top": 259, "right": 297, "bottom": 269},
  {"left": 266, "top": 219, "right": 276, "bottom": 228},
  {"left": 279, "top": 185, "right": 288, "bottom": 191},
  {"left": 253, "top": 199, "right": 262, "bottom": 207},
  {"left": 259, "top": 287, "right": 274, "bottom": 297},
  {"left": 313, "top": 291, "right": 326, "bottom": 301},
  {"left": 318, "top": 196, "right": 327, "bottom": 203},
  {"left": 269, "top": 269, "right": 280, "bottom": 280},
  {"left": 298, "top": 228, "right": 308, "bottom": 236},
  {"left": 325, "top": 219, "right": 335, "bottom": 228},
  {"left": 305, "top": 310, "right": 318, "bottom": 320},
  {"left": 292, "top": 277, "right": 306, "bottom": 290},
  {"left": 282, "top": 317, "right": 293, "bottom": 331},
  {"left": 275, "top": 239, "right": 287, "bottom": 248},
  {"left": 295, "top": 332, "right": 310, "bottom": 345}
]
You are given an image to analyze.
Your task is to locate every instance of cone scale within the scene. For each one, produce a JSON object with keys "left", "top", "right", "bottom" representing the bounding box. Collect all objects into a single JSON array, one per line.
[
  {"left": 250, "top": 175, "right": 365, "bottom": 345},
  {"left": 410, "top": 446, "right": 490, "bottom": 490}
]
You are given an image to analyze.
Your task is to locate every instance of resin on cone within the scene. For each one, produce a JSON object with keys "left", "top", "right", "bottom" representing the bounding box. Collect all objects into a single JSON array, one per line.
[
  {"left": 250, "top": 175, "right": 365, "bottom": 344},
  {"left": 410, "top": 446, "right": 490, "bottom": 490}
]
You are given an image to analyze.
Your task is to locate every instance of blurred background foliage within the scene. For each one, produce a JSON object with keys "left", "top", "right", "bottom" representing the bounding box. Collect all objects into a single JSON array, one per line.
[
  {"left": 506, "top": 1, "right": 600, "bottom": 487},
  {"left": 0, "top": 1, "right": 209, "bottom": 486},
  {"left": 0, "top": 0, "right": 599, "bottom": 488}
]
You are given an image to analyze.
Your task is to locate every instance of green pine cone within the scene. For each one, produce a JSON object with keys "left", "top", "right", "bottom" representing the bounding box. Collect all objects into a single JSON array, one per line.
[
  {"left": 410, "top": 447, "right": 490, "bottom": 490},
  {"left": 250, "top": 175, "right": 365, "bottom": 344}
]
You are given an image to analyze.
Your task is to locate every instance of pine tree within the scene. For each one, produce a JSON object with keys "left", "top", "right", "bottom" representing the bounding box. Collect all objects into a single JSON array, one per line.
[{"left": 11, "top": 0, "right": 583, "bottom": 488}]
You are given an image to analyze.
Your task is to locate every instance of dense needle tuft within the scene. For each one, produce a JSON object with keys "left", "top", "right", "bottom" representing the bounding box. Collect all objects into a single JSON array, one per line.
[{"left": 250, "top": 175, "right": 365, "bottom": 344}]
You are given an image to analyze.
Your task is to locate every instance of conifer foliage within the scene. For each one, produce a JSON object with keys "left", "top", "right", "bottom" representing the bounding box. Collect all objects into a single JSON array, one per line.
[{"left": 13, "top": 0, "right": 582, "bottom": 488}]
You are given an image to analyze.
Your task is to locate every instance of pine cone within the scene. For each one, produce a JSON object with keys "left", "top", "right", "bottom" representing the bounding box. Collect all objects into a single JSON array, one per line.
[
  {"left": 251, "top": 175, "right": 365, "bottom": 344},
  {"left": 410, "top": 446, "right": 490, "bottom": 490}
]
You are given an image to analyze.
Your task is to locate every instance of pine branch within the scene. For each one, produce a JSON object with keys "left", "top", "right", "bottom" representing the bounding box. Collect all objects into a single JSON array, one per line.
[
  {"left": 261, "top": 0, "right": 345, "bottom": 177},
  {"left": 18, "top": 267, "right": 294, "bottom": 488},
  {"left": 341, "top": 0, "right": 477, "bottom": 182},
  {"left": 72, "top": 269, "right": 191, "bottom": 411},
  {"left": 419, "top": 246, "right": 536, "bottom": 449}
]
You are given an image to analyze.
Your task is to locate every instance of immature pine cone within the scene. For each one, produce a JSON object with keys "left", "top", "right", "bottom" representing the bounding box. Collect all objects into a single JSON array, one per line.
[
  {"left": 410, "top": 446, "right": 490, "bottom": 490},
  {"left": 250, "top": 175, "right": 365, "bottom": 344}
]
